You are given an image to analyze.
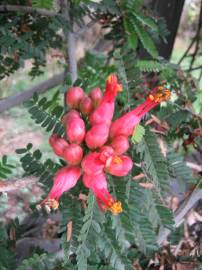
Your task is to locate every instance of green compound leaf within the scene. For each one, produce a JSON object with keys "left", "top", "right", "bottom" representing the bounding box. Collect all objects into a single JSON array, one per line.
[{"left": 131, "top": 124, "right": 145, "bottom": 144}]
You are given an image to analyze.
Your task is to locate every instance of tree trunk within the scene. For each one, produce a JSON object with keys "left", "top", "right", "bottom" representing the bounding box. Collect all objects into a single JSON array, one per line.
[{"left": 151, "top": 0, "right": 185, "bottom": 59}]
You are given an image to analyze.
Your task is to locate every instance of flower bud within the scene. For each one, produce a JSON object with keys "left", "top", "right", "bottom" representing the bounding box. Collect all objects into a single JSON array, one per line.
[
  {"left": 63, "top": 144, "right": 83, "bottom": 165},
  {"left": 66, "top": 117, "right": 85, "bottom": 144},
  {"left": 85, "top": 124, "right": 109, "bottom": 149},
  {"left": 61, "top": 110, "right": 80, "bottom": 125},
  {"left": 99, "top": 146, "right": 114, "bottom": 163},
  {"left": 110, "top": 135, "right": 129, "bottom": 155},
  {"left": 49, "top": 134, "right": 68, "bottom": 156},
  {"left": 41, "top": 166, "right": 82, "bottom": 209},
  {"left": 65, "top": 87, "right": 84, "bottom": 109},
  {"left": 89, "top": 87, "right": 103, "bottom": 108},
  {"left": 79, "top": 96, "right": 93, "bottom": 116}
]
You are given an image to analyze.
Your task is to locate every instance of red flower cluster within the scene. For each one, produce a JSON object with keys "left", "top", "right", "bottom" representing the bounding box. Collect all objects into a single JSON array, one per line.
[{"left": 41, "top": 75, "right": 170, "bottom": 215}]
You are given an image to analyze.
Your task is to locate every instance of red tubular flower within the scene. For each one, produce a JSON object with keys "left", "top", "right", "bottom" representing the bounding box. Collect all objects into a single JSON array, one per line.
[
  {"left": 89, "top": 74, "right": 123, "bottom": 126},
  {"left": 81, "top": 152, "right": 104, "bottom": 175},
  {"left": 110, "top": 135, "right": 129, "bottom": 155},
  {"left": 83, "top": 173, "right": 122, "bottom": 215},
  {"left": 65, "top": 87, "right": 84, "bottom": 109},
  {"left": 79, "top": 96, "right": 93, "bottom": 116},
  {"left": 99, "top": 146, "right": 114, "bottom": 163},
  {"left": 66, "top": 117, "right": 85, "bottom": 144},
  {"left": 110, "top": 86, "right": 171, "bottom": 138},
  {"left": 42, "top": 166, "right": 81, "bottom": 210},
  {"left": 105, "top": 155, "right": 133, "bottom": 176},
  {"left": 49, "top": 134, "right": 69, "bottom": 156},
  {"left": 63, "top": 144, "right": 83, "bottom": 165},
  {"left": 61, "top": 110, "right": 80, "bottom": 125},
  {"left": 85, "top": 123, "right": 109, "bottom": 149},
  {"left": 89, "top": 87, "right": 103, "bottom": 108}
]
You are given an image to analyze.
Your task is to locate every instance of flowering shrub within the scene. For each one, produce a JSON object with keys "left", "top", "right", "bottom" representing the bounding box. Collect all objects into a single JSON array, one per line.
[{"left": 41, "top": 75, "right": 171, "bottom": 215}]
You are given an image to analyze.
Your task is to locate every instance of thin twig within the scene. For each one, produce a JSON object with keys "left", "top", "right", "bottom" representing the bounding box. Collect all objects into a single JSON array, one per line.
[
  {"left": 0, "top": 4, "right": 58, "bottom": 18},
  {"left": 172, "top": 102, "right": 202, "bottom": 121},
  {"left": 177, "top": 37, "right": 196, "bottom": 65},
  {"left": 0, "top": 72, "right": 65, "bottom": 112},
  {"left": 62, "top": 0, "right": 77, "bottom": 83},
  {"left": 184, "top": 65, "right": 202, "bottom": 72},
  {"left": 75, "top": 19, "right": 98, "bottom": 36},
  {"left": 0, "top": 177, "right": 37, "bottom": 192},
  {"left": 157, "top": 189, "right": 202, "bottom": 245},
  {"left": 188, "top": 2, "right": 202, "bottom": 71}
]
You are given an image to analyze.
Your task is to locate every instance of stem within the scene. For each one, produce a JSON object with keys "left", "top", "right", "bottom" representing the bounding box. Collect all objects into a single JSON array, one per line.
[
  {"left": 0, "top": 177, "right": 37, "bottom": 192},
  {"left": 0, "top": 72, "right": 65, "bottom": 112},
  {"left": 62, "top": 0, "right": 77, "bottom": 83},
  {"left": 0, "top": 4, "right": 58, "bottom": 17}
]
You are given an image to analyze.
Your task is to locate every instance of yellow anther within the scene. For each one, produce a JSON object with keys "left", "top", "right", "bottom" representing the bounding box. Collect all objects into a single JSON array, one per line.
[
  {"left": 109, "top": 201, "right": 123, "bottom": 215},
  {"left": 148, "top": 87, "right": 171, "bottom": 102},
  {"left": 107, "top": 74, "right": 113, "bottom": 83},
  {"left": 148, "top": 94, "right": 155, "bottom": 101},
  {"left": 112, "top": 156, "right": 123, "bottom": 165},
  {"left": 117, "top": 84, "right": 123, "bottom": 92}
]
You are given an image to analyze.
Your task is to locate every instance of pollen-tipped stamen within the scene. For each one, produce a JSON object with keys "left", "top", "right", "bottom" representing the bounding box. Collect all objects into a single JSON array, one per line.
[
  {"left": 112, "top": 156, "right": 123, "bottom": 165},
  {"left": 148, "top": 87, "right": 171, "bottom": 103},
  {"left": 41, "top": 198, "right": 59, "bottom": 211},
  {"left": 96, "top": 190, "right": 123, "bottom": 215},
  {"left": 108, "top": 200, "right": 123, "bottom": 215}
]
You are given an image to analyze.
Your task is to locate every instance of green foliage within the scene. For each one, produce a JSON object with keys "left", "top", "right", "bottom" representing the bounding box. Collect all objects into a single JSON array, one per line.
[
  {"left": 16, "top": 143, "right": 60, "bottom": 186},
  {"left": 136, "top": 128, "right": 170, "bottom": 194},
  {"left": 137, "top": 60, "right": 168, "bottom": 72},
  {"left": 131, "top": 124, "right": 145, "bottom": 144},
  {"left": 17, "top": 253, "right": 54, "bottom": 270},
  {"left": 167, "top": 147, "right": 196, "bottom": 185},
  {"left": 0, "top": 1, "right": 199, "bottom": 269},
  {"left": 121, "top": 1, "right": 158, "bottom": 57},
  {"left": 25, "top": 91, "right": 65, "bottom": 136},
  {"left": 0, "top": 155, "right": 14, "bottom": 179},
  {"left": 76, "top": 192, "right": 101, "bottom": 270},
  {"left": 60, "top": 195, "right": 83, "bottom": 264},
  {"left": 32, "top": 0, "right": 53, "bottom": 9},
  {"left": 0, "top": 223, "right": 16, "bottom": 270},
  {"left": 78, "top": 51, "right": 115, "bottom": 92},
  {"left": 0, "top": 12, "right": 62, "bottom": 78},
  {"left": 114, "top": 48, "right": 141, "bottom": 110}
]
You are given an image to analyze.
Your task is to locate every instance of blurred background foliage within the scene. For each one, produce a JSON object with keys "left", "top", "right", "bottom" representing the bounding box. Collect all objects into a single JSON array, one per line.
[{"left": 0, "top": 0, "right": 202, "bottom": 269}]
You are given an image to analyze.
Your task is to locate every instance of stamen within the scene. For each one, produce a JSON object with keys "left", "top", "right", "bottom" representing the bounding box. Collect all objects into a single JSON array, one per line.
[
  {"left": 112, "top": 156, "right": 123, "bottom": 165},
  {"left": 107, "top": 74, "right": 113, "bottom": 83},
  {"left": 44, "top": 198, "right": 59, "bottom": 210},
  {"left": 109, "top": 200, "right": 123, "bottom": 215},
  {"left": 148, "top": 86, "right": 171, "bottom": 102},
  {"left": 117, "top": 84, "right": 123, "bottom": 92}
]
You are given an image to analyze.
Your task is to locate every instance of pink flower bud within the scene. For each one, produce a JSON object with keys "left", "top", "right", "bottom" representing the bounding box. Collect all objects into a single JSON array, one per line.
[
  {"left": 99, "top": 146, "right": 114, "bottom": 163},
  {"left": 63, "top": 144, "right": 83, "bottom": 165},
  {"left": 85, "top": 124, "right": 109, "bottom": 149},
  {"left": 61, "top": 110, "right": 80, "bottom": 125},
  {"left": 65, "top": 87, "right": 84, "bottom": 109},
  {"left": 89, "top": 87, "right": 103, "bottom": 108},
  {"left": 42, "top": 166, "right": 81, "bottom": 208},
  {"left": 79, "top": 96, "right": 93, "bottom": 116},
  {"left": 82, "top": 152, "right": 104, "bottom": 175},
  {"left": 66, "top": 117, "right": 85, "bottom": 144},
  {"left": 49, "top": 134, "right": 69, "bottom": 156},
  {"left": 110, "top": 135, "right": 129, "bottom": 155}
]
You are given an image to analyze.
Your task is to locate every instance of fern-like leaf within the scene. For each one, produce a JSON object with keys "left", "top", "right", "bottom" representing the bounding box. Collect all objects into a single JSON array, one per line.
[
  {"left": 25, "top": 92, "right": 65, "bottom": 136},
  {"left": 136, "top": 128, "right": 170, "bottom": 194}
]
